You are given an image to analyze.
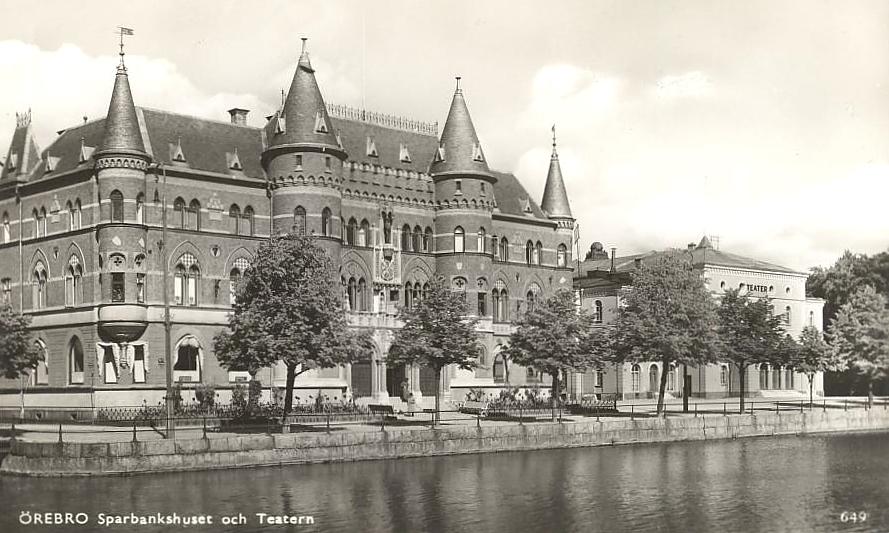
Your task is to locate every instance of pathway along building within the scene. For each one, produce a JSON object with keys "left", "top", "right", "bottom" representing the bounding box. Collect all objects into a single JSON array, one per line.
[
  {"left": 571, "top": 237, "right": 826, "bottom": 401},
  {"left": 0, "top": 41, "right": 576, "bottom": 417}
]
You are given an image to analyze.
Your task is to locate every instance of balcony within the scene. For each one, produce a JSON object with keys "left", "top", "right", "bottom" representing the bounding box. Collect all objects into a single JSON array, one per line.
[{"left": 98, "top": 304, "right": 148, "bottom": 343}]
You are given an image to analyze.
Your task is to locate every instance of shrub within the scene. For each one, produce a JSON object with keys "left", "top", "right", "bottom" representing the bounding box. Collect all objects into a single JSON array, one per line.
[{"left": 195, "top": 383, "right": 216, "bottom": 411}]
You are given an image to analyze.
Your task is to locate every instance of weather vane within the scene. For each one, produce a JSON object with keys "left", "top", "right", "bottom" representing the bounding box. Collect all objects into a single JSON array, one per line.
[{"left": 117, "top": 26, "right": 134, "bottom": 69}]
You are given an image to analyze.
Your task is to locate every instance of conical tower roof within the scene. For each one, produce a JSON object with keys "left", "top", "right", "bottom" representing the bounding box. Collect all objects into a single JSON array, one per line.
[
  {"left": 541, "top": 128, "right": 572, "bottom": 218},
  {"left": 429, "top": 78, "right": 493, "bottom": 180},
  {"left": 95, "top": 54, "right": 146, "bottom": 159},
  {"left": 267, "top": 39, "right": 340, "bottom": 152}
]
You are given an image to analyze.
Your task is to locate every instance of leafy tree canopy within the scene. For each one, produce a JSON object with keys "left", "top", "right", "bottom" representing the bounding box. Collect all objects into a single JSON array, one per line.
[
  {"left": 0, "top": 305, "right": 39, "bottom": 380},
  {"left": 830, "top": 285, "right": 889, "bottom": 384},
  {"left": 213, "top": 235, "right": 372, "bottom": 414}
]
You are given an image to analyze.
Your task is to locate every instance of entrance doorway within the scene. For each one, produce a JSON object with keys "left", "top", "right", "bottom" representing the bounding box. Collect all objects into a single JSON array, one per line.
[
  {"left": 649, "top": 365, "right": 659, "bottom": 396},
  {"left": 351, "top": 362, "right": 372, "bottom": 398},
  {"left": 387, "top": 364, "right": 407, "bottom": 400}
]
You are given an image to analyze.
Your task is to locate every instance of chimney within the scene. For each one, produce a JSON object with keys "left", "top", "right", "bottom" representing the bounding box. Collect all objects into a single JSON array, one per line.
[
  {"left": 227, "top": 108, "right": 249, "bottom": 126},
  {"left": 610, "top": 247, "right": 616, "bottom": 272},
  {"left": 687, "top": 242, "right": 695, "bottom": 251}
]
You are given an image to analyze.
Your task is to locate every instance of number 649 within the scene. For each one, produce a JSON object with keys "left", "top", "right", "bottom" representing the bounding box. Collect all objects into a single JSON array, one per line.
[{"left": 840, "top": 511, "right": 867, "bottom": 523}]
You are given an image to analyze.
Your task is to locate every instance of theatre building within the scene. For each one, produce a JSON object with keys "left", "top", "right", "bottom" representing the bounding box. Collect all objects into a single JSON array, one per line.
[
  {"left": 0, "top": 40, "right": 576, "bottom": 418},
  {"left": 572, "top": 237, "right": 826, "bottom": 400}
]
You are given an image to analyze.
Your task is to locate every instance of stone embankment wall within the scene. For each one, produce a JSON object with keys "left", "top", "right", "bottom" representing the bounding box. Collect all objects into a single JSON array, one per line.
[{"left": 3, "top": 409, "right": 889, "bottom": 476}]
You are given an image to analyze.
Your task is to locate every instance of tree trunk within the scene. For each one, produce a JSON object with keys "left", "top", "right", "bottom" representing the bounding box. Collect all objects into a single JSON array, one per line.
[
  {"left": 504, "top": 358, "right": 510, "bottom": 385},
  {"left": 657, "top": 358, "right": 669, "bottom": 417},
  {"left": 284, "top": 364, "right": 296, "bottom": 415},
  {"left": 868, "top": 378, "right": 874, "bottom": 409},
  {"left": 434, "top": 367, "right": 441, "bottom": 426},
  {"left": 808, "top": 373, "right": 815, "bottom": 408},
  {"left": 738, "top": 363, "right": 747, "bottom": 414},
  {"left": 551, "top": 371, "right": 561, "bottom": 421}
]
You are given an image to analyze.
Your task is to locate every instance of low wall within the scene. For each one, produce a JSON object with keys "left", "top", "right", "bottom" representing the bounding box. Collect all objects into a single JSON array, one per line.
[{"left": 3, "top": 409, "right": 889, "bottom": 477}]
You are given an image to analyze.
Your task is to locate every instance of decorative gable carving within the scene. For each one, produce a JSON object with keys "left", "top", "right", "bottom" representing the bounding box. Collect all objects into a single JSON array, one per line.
[
  {"left": 275, "top": 115, "right": 286, "bottom": 135},
  {"left": 45, "top": 155, "right": 60, "bottom": 173},
  {"left": 78, "top": 139, "right": 94, "bottom": 163},
  {"left": 170, "top": 137, "right": 186, "bottom": 163},
  {"left": 226, "top": 148, "right": 243, "bottom": 171},
  {"left": 314, "top": 112, "right": 329, "bottom": 133},
  {"left": 399, "top": 143, "right": 411, "bottom": 163},
  {"left": 7, "top": 153, "right": 18, "bottom": 170},
  {"left": 207, "top": 193, "right": 224, "bottom": 221},
  {"left": 472, "top": 142, "right": 484, "bottom": 162},
  {"left": 434, "top": 145, "right": 445, "bottom": 162},
  {"left": 366, "top": 137, "right": 378, "bottom": 158}
]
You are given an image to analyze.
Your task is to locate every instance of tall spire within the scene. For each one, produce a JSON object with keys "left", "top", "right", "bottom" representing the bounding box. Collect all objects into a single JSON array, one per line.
[
  {"left": 428, "top": 77, "right": 493, "bottom": 180},
  {"left": 95, "top": 29, "right": 146, "bottom": 159},
  {"left": 541, "top": 125, "right": 572, "bottom": 219},
  {"left": 266, "top": 37, "right": 340, "bottom": 152}
]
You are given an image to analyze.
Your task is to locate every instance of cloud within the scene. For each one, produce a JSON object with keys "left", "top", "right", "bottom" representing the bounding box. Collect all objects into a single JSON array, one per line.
[
  {"left": 653, "top": 71, "right": 711, "bottom": 100},
  {"left": 524, "top": 64, "right": 621, "bottom": 128}
]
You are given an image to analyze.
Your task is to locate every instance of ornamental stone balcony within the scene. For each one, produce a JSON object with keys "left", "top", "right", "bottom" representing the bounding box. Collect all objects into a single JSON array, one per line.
[{"left": 98, "top": 303, "right": 149, "bottom": 343}]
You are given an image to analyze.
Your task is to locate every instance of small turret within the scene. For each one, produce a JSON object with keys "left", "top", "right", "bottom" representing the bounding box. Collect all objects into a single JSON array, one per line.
[
  {"left": 0, "top": 110, "right": 41, "bottom": 183},
  {"left": 94, "top": 46, "right": 148, "bottom": 164},
  {"left": 540, "top": 126, "right": 572, "bottom": 220},
  {"left": 429, "top": 77, "right": 494, "bottom": 182}
]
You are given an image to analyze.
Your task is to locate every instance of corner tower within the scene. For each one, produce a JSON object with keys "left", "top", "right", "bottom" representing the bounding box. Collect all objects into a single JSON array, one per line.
[
  {"left": 429, "top": 78, "right": 496, "bottom": 295},
  {"left": 261, "top": 39, "right": 347, "bottom": 258},
  {"left": 541, "top": 127, "right": 575, "bottom": 266},
  {"left": 93, "top": 46, "right": 151, "bottom": 343}
]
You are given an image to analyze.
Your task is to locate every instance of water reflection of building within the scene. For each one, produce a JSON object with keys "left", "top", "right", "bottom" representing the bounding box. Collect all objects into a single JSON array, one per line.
[
  {"left": 0, "top": 40, "right": 575, "bottom": 416},
  {"left": 571, "top": 237, "right": 826, "bottom": 400}
]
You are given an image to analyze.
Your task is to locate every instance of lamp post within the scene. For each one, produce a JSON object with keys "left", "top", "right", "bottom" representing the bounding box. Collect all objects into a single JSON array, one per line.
[{"left": 154, "top": 163, "right": 175, "bottom": 439}]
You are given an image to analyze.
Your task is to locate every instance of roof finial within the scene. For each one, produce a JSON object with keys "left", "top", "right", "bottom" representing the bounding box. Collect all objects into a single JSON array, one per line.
[
  {"left": 552, "top": 123, "right": 557, "bottom": 147},
  {"left": 301, "top": 37, "right": 308, "bottom": 55},
  {"left": 117, "top": 27, "right": 134, "bottom": 71},
  {"left": 455, "top": 76, "right": 462, "bottom": 93}
]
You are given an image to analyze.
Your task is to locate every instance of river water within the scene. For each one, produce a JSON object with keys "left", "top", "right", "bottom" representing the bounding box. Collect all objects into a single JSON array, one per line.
[{"left": 1, "top": 431, "right": 887, "bottom": 533}]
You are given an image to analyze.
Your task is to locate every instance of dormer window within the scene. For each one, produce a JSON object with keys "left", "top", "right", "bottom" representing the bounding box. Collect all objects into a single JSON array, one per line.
[
  {"left": 399, "top": 143, "right": 412, "bottom": 163},
  {"left": 6, "top": 154, "right": 17, "bottom": 170},
  {"left": 78, "top": 138, "right": 94, "bottom": 164},
  {"left": 472, "top": 143, "right": 484, "bottom": 162},
  {"left": 45, "top": 156, "right": 59, "bottom": 173},
  {"left": 227, "top": 149, "right": 242, "bottom": 171},
  {"left": 366, "top": 137, "right": 378, "bottom": 158},
  {"left": 171, "top": 138, "right": 186, "bottom": 163},
  {"left": 275, "top": 115, "right": 286, "bottom": 134},
  {"left": 435, "top": 145, "right": 446, "bottom": 162},
  {"left": 335, "top": 132, "right": 344, "bottom": 149},
  {"left": 522, "top": 198, "right": 532, "bottom": 213},
  {"left": 314, "top": 112, "right": 328, "bottom": 133}
]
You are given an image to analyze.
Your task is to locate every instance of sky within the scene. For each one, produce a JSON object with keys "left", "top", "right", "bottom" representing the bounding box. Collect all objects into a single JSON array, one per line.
[{"left": 0, "top": 0, "right": 886, "bottom": 272}]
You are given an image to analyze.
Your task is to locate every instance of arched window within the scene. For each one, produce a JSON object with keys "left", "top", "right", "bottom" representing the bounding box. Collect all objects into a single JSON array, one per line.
[
  {"left": 454, "top": 226, "right": 464, "bottom": 253},
  {"left": 347, "top": 277, "right": 357, "bottom": 311},
  {"left": 401, "top": 224, "right": 412, "bottom": 251},
  {"left": 174, "top": 197, "right": 186, "bottom": 228},
  {"left": 809, "top": 310, "right": 815, "bottom": 327},
  {"left": 759, "top": 364, "right": 769, "bottom": 390},
  {"left": 631, "top": 364, "right": 641, "bottom": 392},
  {"left": 525, "top": 241, "right": 534, "bottom": 265},
  {"left": 667, "top": 364, "right": 676, "bottom": 391},
  {"left": 174, "top": 253, "right": 200, "bottom": 306},
  {"left": 293, "top": 206, "right": 306, "bottom": 235},
  {"left": 32, "top": 340, "right": 48, "bottom": 385},
  {"left": 242, "top": 206, "right": 254, "bottom": 236},
  {"left": 69, "top": 337, "right": 84, "bottom": 384},
  {"left": 2, "top": 212, "right": 10, "bottom": 243},
  {"left": 229, "top": 257, "right": 250, "bottom": 306},
  {"left": 525, "top": 283, "right": 541, "bottom": 313},
  {"left": 188, "top": 199, "right": 201, "bottom": 231},
  {"left": 39, "top": 207, "right": 47, "bottom": 237},
  {"left": 73, "top": 199, "right": 82, "bottom": 229},
  {"left": 135, "top": 193, "right": 144, "bottom": 224},
  {"left": 229, "top": 204, "right": 241, "bottom": 234},
  {"left": 31, "top": 209, "right": 39, "bottom": 238},
  {"left": 65, "top": 255, "right": 83, "bottom": 307},
  {"left": 321, "top": 207, "right": 332, "bottom": 236},
  {"left": 477, "top": 227, "right": 486, "bottom": 253},
  {"left": 413, "top": 225, "right": 422, "bottom": 252},
  {"left": 785, "top": 368, "right": 794, "bottom": 389},
  {"left": 423, "top": 227, "right": 433, "bottom": 252},
  {"left": 404, "top": 281, "right": 414, "bottom": 310},
  {"left": 32, "top": 262, "right": 47, "bottom": 309},
  {"left": 493, "top": 354, "right": 505, "bottom": 382},
  {"left": 110, "top": 190, "right": 124, "bottom": 223},
  {"left": 594, "top": 300, "right": 603, "bottom": 323},
  {"left": 422, "top": 282, "right": 430, "bottom": 299},
  {"left": 174, "top": 336, "right": 202, "bottom": 382},
  {"left": 360, "top": 219, "right": 371, "bottom": 246},
  {"left": 649, "top": 364, "right": 660, "bottom": 392},
  {"left": 358, "top": 278, "right": 367, "bottom": 312},
  {"left": 557, "top": 244, "right": 567, "bottom": 267},
  {"left": 785, "top": 306, "right": 792, "bottom": 327},
  {"left": 101, "top": 345, "right": 117, "bottom": 384},
  {"left": 346, "top": 218, "right": 358, "bottom": 245},
  {"left": 500, "top": 237, "right": 509, "bottom": 261},
  {"left": 773, "top": 365, "right": 781, "bottom": 390},
  {"left": 720, "top": 364, "right": 728, "bottom": 387},
  {"left": 536, "top": 241, "right": 543, "bottom": 265}
]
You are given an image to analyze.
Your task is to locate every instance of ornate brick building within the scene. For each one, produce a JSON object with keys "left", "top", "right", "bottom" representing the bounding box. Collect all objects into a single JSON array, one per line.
[{"left": 0, "top": 42, "right": 575, "bottom": 415}]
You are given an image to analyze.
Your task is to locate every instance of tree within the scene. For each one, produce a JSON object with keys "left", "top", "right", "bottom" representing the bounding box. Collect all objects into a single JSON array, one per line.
[
  {"left": 716, "top": 289, "right": 788, "bottom": 413},
  {"left": 387, "top": 274, "right": 480, "bottom": 424},
  {"left": 501, "top": 288, "right": 606, "bottom": 419},
  {"left": 792, "top": 326, "right": 843, "bottom": 406},
  {"left": 610, "top": 251, "right": 720, "bottom": 416},
  {"left": 0, "top": 304, "right": 39, "bottom": 380},
  {"left": 829, "top": 285, "right": 889, "bottom": 407},
  {"left": 213, "top": 235, "right": 372, "bottom": 415}
]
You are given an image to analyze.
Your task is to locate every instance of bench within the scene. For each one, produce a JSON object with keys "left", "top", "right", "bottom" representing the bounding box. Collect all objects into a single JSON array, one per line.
[
  {"left": 368, "top": 404, "right": 396, "bottom": 420},
  {"left": 568, "top": 394, "right": 619, "bottom": 414},
  {"left": 459, "top": 401, "right": 490, "bottom": 417}
]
